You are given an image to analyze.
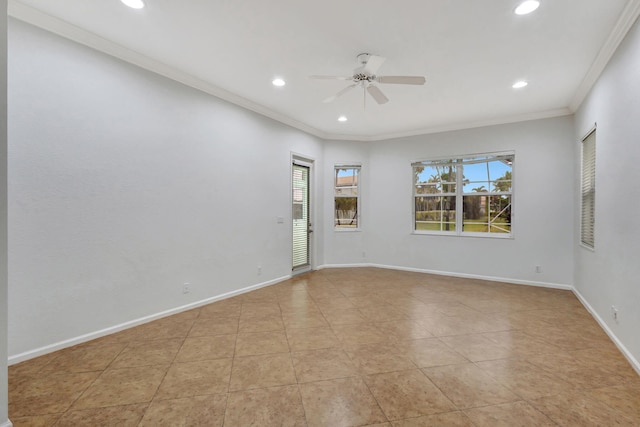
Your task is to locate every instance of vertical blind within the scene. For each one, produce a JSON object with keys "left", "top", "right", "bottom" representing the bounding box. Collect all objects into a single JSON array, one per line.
[
  {"left": 581, "top": 130, "right": 596, "bottom": 248},
  {"left": 292, "top": 165, "right": 309, "bottom": 268}
]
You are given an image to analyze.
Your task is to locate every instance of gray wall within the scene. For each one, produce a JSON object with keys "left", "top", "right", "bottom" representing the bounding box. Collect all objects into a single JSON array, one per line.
[
  {"left": 0, "top": 1, "right": 8, "bottom": 425},
  {"left": 574, "top": 15, "right": 640, "bottom": 367},
  {"left": 8, "top": 19, "right": 324, "bottom": 358},
  {"left": 323, "top": 116, "right": 576, "bottom": 289}
]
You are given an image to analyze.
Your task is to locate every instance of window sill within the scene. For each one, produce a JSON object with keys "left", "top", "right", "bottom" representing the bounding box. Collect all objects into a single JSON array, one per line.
[
  {"left": 334, "top": 228, "right": 361, "bottom": 233},
  {"left": 412, "top": 231, "right": 513, "bottom": 239}
]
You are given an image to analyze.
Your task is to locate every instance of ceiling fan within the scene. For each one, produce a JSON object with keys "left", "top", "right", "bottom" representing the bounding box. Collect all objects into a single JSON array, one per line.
[{"left": 310, "top": 53, "right": 426, "bottom": 105}]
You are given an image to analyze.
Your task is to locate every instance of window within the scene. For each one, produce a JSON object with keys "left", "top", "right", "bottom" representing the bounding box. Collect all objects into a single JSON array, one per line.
[
  {"left": 334, "top": 166, "right": 360, "bottom": 229},
  {"left": 581, "top": 129, "right": 596, "bottom": 248},
  {"left": 413, "top": 153, "right": 513, "bottom": 237}
]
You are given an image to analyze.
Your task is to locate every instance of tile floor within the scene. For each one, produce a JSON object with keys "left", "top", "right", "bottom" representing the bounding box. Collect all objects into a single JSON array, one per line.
[{"left": 8, "top": 267, "right": 640, "bottom": 426}]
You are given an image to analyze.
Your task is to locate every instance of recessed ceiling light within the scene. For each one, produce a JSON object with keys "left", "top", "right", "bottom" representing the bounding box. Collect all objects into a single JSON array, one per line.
[
  {"left": 272, "top": 78, "right": 286, "bottom": 87},
  {"left": 512, "top": 80, "right": 528, "bottom": 89},
  {"left": 338, "top": 116, "right": 348, "bottom": 122},
  {"left": 121, "top": 0, "right": 144, "bottom": 9},
  {"left": 515, "top": 0, "right": 540, "bottom": 15}
]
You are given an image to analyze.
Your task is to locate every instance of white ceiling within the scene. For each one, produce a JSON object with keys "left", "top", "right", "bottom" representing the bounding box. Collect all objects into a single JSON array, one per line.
[{"left": 8, "top": 0, "right": 640, "bottom": 140}]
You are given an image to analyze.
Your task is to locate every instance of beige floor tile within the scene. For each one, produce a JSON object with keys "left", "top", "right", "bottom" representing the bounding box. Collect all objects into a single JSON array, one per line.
[
  {"left": 237, "top": 287, "right": 278, "bottom": 302},
  {"left": 286, "top": 326, "right": 340, "bottom": 351},
  {"left": 527, "top": 349, "right": 634, "bottom": 389},
  {"left": 531, "top": 390, "right": 637, "bottom": 426},
  {"left": 395, "top": 338, "right": 468, "bottom": 368},
  {"left": 358, "top": 305, "right": 408, "bottom": 322},
  {"left": 198, "top": 301, "right": 241, "bottom": 318},
  {"left": 9, "top": 372, "right": 100, "bottom": 417},
  {"left": 235, "top": 331, "right": 289, "bottom": 357},
  {"left": 38, "top": 342, "right": 127, "bottom": 374},
  {"left": 331, "top": 323, "right": 387, "bottom": 345},
  {"left": 10, "top": 414, "right": 62, "bottom": 427},
  {"left": 464, "top": 401, "right": 556, "bottom": 426},
  {"left": 439, "top": 334, "right": 513, "bottom": 362},
  {"left": 155, "top": 359, "right": 232, "bottom": 399},
  {"left": 282, "top": 311, "right": 329, "bottom": 329},
  {"left": 390, "top": 411, "right": 474, "bottom": 426},
  {"left": 174, "top": 335, "right": 237, "bottom": 362},
  {"left": 277, "top": 293, "right": 316, "bottom": 310},
  {"left": 480, "top": 330, "right": 561, "bottom": 357},
  {"left": 586, "top": 383, "right": 640, "bottom": 422},
  {"left": 240, "top": 301, "right": 282, "bottom": 317},
  {"left": 10, "top": 267, "right": 633, "bottom": 426},
  {"left": 291, "top": 348, "right": 357, "bottom": 383},
  {"left": 347, "top": 295, "right": 388, "bottom": 308},
  {"left": 364, "top": 369, "right": 455, "bottom": 420},
  {"left": 224, "top": 385, "right": 306, "bottom": 427},
  {"left": 344, "top": 342, "right": 417, "bottom": 375},
  {"left": 306, "top": 287, "right": 345, "bottom": 300},
  {"left": 375, "top": 320, "right": 433, "bottom": 342},
  {"left": 73, "top": 365, "right": 168, "bottom": 409},
  {"left": 111, "top": 338, "right": 183, "bottom": 368},
  {"left": 188, "top": 316, "right": 239, "bottom": 337},
  {"left": 322, "top": 308, "right": 368, "bottom": 325},
  {"left": 299, "top": 377, "right": 387, "bottom": 427},
  {"left": 132, "top": 318, "right": 196, "bottom": 341},
  {"left": 476, "top": 358, "right": 577, "bottom": 400},
  {"left": 238, "top": 314, "right": 284, "bottom": 333},
  {"left": 229, "top": 353, "right": 297, "bottom": 391},
  {"left": 139, "top": 394, "right": 227, "bottom": 427},
  {"left": 314, "top": 297, "right": 356, "bottom": 311},
  {"left": 8, "top": 352, "right": 60, "bottom": 379},
  {"left": 423, "top": 363, "right": 519, "bottom": 409},
  {"left": 53, "top": 403, "right": 148, "bottom": 427}
]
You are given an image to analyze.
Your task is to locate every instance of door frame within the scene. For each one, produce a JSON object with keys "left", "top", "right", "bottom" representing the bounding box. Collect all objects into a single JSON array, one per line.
[{"left": 291, "top": 153, "right": 315, "bottom": 275}]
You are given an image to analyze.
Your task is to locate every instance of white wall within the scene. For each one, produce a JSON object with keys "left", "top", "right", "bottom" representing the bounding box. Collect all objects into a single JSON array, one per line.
[
  {"left": 574, "top": 15, "right": 640, "bottom": 366},
  {"left": 0, "top": 2, "right": 8, "bottom": 425},
  {"left": 8, "top": 19, "right": 324, "bottom": 358},
  {"left": 359, "top": 117, "right": 576, "bottom": 286}
]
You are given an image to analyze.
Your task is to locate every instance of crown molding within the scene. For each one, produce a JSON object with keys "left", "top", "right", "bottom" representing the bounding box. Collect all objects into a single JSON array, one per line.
[
  {"left": 9, "top": 0, "right": 632, "bottom": 143},
  {"left": 570, "top": 0, "right": 640, "bottom": 111},
  {"left": 7, "top": 0, "right": 331, "bottom": 141},
  {"left": 328, "top": 108, "right": 573, "bottom": 142}
]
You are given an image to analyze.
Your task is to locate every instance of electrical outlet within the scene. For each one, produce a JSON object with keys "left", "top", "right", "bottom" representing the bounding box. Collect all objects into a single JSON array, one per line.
[
  {"left": 183, "top": 283, "right": 191, "bottom": 294},
  {"left": 257, "top": 266, "right": 262, "bottom": 275},
  {"left": 611, "top": 305, "right": 619, "bottom": 323},
  {"left": 362, "top": 251, "right": 366, "bottom": 258},
  {"left": 535, "top": 265, "right": 542, "bottom": 273}
]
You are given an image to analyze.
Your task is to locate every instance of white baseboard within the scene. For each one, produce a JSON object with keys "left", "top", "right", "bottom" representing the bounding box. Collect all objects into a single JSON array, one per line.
[
  {"left": 8, "top": 274, "right": 291, "bottom": 365},
  {"left": 316, "top": 263, "right": 369, "bottom": 270},
  {"left": 572, "top": 288, "right": 640, "bottom": 376},
  {"left": 317, "top": 262, "right": 572, "bottom": 290},
  {"left": 1, "top": 419, "right": 13, "bottom": 427}
]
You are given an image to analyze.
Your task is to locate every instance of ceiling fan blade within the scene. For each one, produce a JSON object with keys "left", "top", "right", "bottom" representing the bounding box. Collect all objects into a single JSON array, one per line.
[
  {"left": 362, "top": 55, "right": 386, "bottom": 75},
  {"left": 377, "top": 76, "right": 426, "bottom": 85},
  {"left": 366, "top": 85, "right": 389, "bottom": 104},
  {"left": 309, "top": 75, "right": 353, "bottom": 80},
  {"left": 323, "top": 84, "right": 357, "bottom": 103}
]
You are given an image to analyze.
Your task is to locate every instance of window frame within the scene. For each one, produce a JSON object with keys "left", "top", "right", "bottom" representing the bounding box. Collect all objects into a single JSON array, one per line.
[
  {"left": 580, "top": 127, "right": 596, "bottom": 250},
  {"left": 334, "top": 164, "right": 361, "bottom": 231},
  {"left": 412, "top": 152, "right": 514, "bottom": 239}
]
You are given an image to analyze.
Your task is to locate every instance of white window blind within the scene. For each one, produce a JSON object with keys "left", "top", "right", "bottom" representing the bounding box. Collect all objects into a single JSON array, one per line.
[{"left": 581, "top": 130, "right": 596, "bottom": 248}]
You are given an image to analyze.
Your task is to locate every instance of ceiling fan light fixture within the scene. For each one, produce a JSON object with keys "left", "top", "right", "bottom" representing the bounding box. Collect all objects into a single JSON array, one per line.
[
  {"left": 515, "top": 1, "right": 540, "bottom": 15},
  {"left": 512, "top": 80, "right": 528, "bottom": 89},
  {"left": 121, "top": 0, "right": 145, "bottom": 9},
  {"left": 338, "top": 116, "right": 348, "bottom": 122},
  {"left": 272, "top": 78, "right": 286, "bottom": 87}
]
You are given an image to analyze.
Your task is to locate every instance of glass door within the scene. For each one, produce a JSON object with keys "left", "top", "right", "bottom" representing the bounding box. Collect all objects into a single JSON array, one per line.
[{"left": 292, "top": 163, "right": 310, "bottom": 271}]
